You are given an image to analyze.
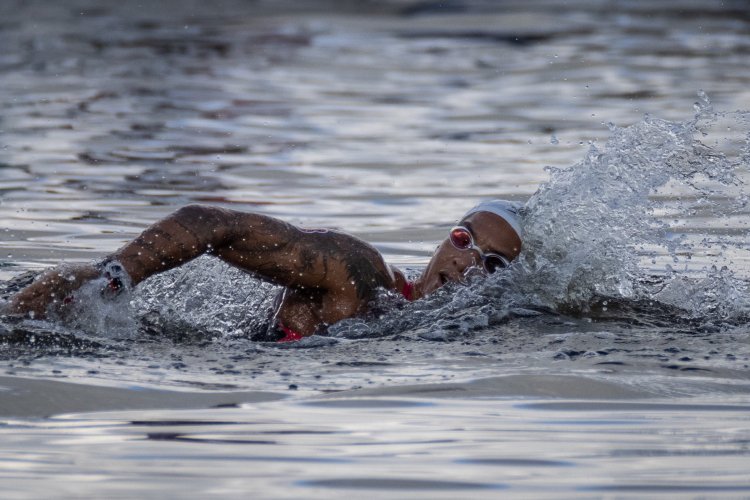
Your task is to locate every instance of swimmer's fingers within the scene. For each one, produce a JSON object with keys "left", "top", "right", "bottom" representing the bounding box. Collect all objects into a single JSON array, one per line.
[{"left": 9, "top": 264, "right": 99, "bottom": 318}]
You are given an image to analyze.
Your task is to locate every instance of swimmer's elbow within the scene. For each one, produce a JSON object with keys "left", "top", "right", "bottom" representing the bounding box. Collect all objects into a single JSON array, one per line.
[
  {"left": 172, "top": 204, "right": 239, "bottom": 240},
  {"left": 174, "top": 204, "right": 231, "bottom": 223}
]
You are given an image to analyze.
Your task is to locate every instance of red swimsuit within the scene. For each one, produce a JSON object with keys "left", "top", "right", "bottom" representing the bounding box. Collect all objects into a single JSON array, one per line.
[{"left": 276, "top": 323, "right": 305, "bottom": 343}]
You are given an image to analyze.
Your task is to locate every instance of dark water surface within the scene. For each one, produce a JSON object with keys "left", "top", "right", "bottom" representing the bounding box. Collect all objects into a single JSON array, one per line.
[{"left": 2, "top": 0, "right": 750, "bottom": 497}]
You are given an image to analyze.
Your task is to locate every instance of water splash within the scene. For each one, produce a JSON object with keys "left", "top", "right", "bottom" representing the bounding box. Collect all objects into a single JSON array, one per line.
[
  {"left": 54, "top": 276, "right": 138, "bottom": 338},
  {"left": 509, "top": 98, "right": 750, "bottom": 321},
  {"left": 131, "top": 256, "right": 278, "bottom": 340}
]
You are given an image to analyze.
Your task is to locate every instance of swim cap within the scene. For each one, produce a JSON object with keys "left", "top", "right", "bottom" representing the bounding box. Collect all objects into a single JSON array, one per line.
[{"left": 461, "top": 199, "right": 524, "bottom": 240}]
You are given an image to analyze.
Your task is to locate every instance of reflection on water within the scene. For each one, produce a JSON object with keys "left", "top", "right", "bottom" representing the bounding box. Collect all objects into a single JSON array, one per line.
[
  {"left": 2, "top": 0, "right": 750, "bottom": 496},
  {"left": 2, "top": 392, "right": 750, "bottom": 498}
]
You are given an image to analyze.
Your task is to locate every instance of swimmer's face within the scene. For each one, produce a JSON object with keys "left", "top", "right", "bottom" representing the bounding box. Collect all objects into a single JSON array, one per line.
[{"left": 418, "top": 211, "right": 522, "bottom": 297}]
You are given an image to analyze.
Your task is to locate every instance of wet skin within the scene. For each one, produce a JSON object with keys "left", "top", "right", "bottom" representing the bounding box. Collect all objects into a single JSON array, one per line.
[{"left": 9, "top": 205, "right": 521, "bottom": 336}]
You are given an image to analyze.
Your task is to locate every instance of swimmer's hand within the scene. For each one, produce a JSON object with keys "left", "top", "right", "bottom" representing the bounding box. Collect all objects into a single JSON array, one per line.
[{"left": 9, "top": 264, "right": 100, "bottom": 318}]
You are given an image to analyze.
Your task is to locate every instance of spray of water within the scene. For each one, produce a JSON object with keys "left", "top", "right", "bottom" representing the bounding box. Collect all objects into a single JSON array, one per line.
[
  {"left": 131, "top": 256, "right": 278, "bottom": 339},
  {"left": 505, "top": 94, "right": 750, "bottom": 321}
]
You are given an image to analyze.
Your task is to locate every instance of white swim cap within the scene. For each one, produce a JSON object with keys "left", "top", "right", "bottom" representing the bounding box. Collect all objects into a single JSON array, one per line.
[{"left": 461, "top": 199, "right": 524, "bottom": 240}]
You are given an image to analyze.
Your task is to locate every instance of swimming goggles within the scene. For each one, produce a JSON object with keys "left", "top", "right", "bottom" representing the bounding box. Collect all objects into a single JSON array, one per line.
[{"left": 449, "top": 226, "right": 510, "bottom": 274}]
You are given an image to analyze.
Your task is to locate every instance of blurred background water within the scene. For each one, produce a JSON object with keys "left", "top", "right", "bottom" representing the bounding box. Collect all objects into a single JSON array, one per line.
[{"left": 1, "top": 0, "right": 750, "bottom": 497}]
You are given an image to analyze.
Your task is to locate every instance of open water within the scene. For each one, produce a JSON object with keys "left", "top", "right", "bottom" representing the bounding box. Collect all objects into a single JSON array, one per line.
[{"left": 1, "top": 0, "right": 750, "bottom": 498}]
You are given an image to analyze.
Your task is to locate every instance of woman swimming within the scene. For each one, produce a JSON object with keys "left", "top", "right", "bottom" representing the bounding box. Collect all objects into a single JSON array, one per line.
[{"left": 9, "top": 200, "right": 523, "bottom": 341}]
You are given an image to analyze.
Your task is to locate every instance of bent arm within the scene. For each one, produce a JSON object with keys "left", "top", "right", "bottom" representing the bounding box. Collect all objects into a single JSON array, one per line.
[
  {"left": 115, "top": 204, "right": 392, "bottom": 293},
  {"left": 10, "top": 204, "right": 394, "bottom": 317}
]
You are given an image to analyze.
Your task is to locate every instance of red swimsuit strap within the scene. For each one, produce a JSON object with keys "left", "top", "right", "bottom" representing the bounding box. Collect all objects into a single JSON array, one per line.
[
  {"left": 401, "top": 281, "right": 415, "bottom": 302},
  {"left": 277, "top": 322, "right": 305, "bottom": 343}
]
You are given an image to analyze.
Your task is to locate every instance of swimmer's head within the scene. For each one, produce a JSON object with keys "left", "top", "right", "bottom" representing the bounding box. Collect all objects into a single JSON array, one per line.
[{"left": 415, "top": 199, "right": 524, "bottom": 297}]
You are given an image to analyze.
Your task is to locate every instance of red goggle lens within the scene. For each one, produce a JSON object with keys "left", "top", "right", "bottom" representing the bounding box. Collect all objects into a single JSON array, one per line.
[{"left": 449, "top": 227, "right": 473, "bottom": 249}]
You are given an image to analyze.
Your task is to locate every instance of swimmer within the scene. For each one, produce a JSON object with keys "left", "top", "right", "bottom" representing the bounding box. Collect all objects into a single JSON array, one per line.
[{"left": 8, "top": 201, "right": 523, "bottom": 341}]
